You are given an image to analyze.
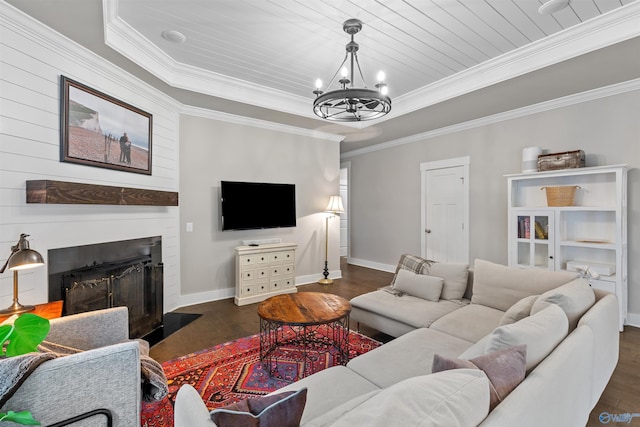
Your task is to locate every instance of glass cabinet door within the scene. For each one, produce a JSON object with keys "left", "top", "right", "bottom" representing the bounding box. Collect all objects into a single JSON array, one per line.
[{"left": 513, "top": 212, "right": 553, "bottom": 270}]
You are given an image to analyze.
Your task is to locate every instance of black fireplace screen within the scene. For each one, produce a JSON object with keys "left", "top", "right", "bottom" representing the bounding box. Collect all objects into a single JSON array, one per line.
[{"left": 48, "top": 236, "right": 163, "bottom": 339}]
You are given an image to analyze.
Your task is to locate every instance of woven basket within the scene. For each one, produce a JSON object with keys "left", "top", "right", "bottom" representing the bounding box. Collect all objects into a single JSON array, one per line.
[{"left": 541, "top": 185, "right": 580, "bottom": 207}]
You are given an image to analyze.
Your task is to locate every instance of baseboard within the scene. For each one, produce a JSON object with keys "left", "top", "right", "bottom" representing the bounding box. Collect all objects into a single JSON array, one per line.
[
  {"left": 347, "top": 257, "right": 396, "bottom": 273},
  {"left": 175, "top": 271, "right": 343, "bottom": 309},
  {"left": 296, "top": 270, "right": 342, "bottom": 286},
  {"left": 626, "top": 312, "right": 640, "bottom": 328},
  {"left": 176, "top": 287, "right": 235, "bottom": 310}
]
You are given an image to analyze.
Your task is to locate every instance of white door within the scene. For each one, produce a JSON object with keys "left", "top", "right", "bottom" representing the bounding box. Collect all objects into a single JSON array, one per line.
[{"left": 421, "top": 158, "right": 469, "bottom": 263}]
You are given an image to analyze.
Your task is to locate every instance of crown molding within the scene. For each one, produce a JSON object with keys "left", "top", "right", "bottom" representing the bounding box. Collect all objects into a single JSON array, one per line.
[
  {"left": 181, "top": 105, "right": 344, "bottom": 143},
  {"left": 1, "top": 1, "right": 181, "bottom": 110},
  {"left": 104, "top": 0, "right": 640, "bottom": 127},
  {"left": 102, "top": 0, "right": 316, "bottom": 121},
  {"left": 341, "top": 78, "right": 640, "bottom": 159},
  {"left": 380, "top": 1, "right": 640, "bottom": 123}
]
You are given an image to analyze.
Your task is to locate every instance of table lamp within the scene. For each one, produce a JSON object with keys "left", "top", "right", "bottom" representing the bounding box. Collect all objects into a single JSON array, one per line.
[
  {"left": 0, "top": 233, "right": 45, "bottom": 315},
  {"left": 319, "top": 196, "right": 345, "bottom": 285}
]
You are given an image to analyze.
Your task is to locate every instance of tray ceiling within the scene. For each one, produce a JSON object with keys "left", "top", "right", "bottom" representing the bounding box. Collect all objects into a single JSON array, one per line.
[{"left": 6, "top": 0, "right": 640, "bottom": 151}]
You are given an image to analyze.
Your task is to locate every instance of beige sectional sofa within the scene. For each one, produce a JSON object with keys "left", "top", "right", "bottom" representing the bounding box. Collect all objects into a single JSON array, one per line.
[{"left": 175, "top": 258, "right": 620, "bottom": 427}]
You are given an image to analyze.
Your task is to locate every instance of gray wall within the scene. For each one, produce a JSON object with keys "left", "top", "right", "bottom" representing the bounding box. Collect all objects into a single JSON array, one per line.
[
  {"left": 178, "top": 114, "right": 341, "bottom": 305},
  {"left": 345, "top": 89, "right": 640, "bottom": 320}
]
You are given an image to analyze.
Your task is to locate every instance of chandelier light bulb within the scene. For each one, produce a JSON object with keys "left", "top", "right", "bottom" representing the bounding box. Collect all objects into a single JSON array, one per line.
[
  {"left": 315, "top": 79, "right": 323, "bottom": 89},
  {"left": 377, "top": 71, "right": 386, "bottom": 83},
  {"left": 380, "top": 85, "right": 388, "bottom": 95},
  {"left": 341, "top": 67, "right": 349, "bottom": 78}
]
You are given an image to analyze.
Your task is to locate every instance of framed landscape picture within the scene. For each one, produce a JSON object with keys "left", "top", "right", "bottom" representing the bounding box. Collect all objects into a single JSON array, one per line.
[{"left": 60, "top": 76, "right": 152, "bottom": 175}]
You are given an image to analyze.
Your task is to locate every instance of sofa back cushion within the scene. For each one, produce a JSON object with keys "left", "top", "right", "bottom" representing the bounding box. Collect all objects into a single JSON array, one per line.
[
  {"left": 530, "top": 278, "right": 596, "bottom": 331},
  {"left": 392, "top": 254, "right": 469, "bottom": 301},
  {"left": 485, "top": 304, "right": 568, "bottom": 371},
  {"left": 471, "top": 259, "right": 579, "bottom": 312},
  {"left": 499, "top": 295, "right": 539, "bottom": 326},
  {"left": 427, "top": 262, "right": 469, "bottom": 300}
]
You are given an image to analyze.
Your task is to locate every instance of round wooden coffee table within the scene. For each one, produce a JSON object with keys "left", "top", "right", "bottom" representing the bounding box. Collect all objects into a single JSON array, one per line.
[{"left": 258, "top": 292, "right": 351, "bottom": 380}]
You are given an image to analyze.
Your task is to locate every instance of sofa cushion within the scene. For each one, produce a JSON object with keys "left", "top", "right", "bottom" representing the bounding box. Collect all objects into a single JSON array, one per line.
[
  {"left": 210, "top": 388, "right": 307, "bottom": 427},
  {"left": 430, "top": 304, "right": 504, "bottom": 343},
  {"left": 471, "top": 259, "right": 579, "bottom": 311},
  {"left": 485, "top": 304, "right": 568, "bottom": 371},
  {"left": 318, "top": 369, "right": 490, "bottom": 427},
  {"left": 432, "top": 345, "right": 526, "bottom": 410},
  {"left": 392, "top": 254, "right": 469, "bottom": 301},
  {"left": 499, "top": 295, "right": 539, "bottom": 326},
  {"left": 457, "top": 334, "right": 490, "bottom": 360},
  {"left": 346, "top": 328, "right": 474, "bottom": 388},
  {"left": 427, "top": 262, "right": 469, "bottom": 300},
  {"left": 530, "top": 278, "right": 595, "bottom": 331},
  {"left": 273, "top": 366, "right": 380, "bottom": 425},
  {"left": 350, "top": 290, "right": 466, "bottom": 329},
  {"left": 393, "top": 269, "right": 443, "bottom": 302}
]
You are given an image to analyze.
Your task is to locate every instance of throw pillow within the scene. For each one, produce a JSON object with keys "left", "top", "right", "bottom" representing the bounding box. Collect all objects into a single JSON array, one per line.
[
  {"left": 498, "top": 295, "right": 539, "bottom": 326},
  {"left": 485, "top": 304, "right": 568, "bottom": 371},
  {"left": 432, "top": 345, "right": 526, "bottom": 410},
  {"left": 390, "top": 254, "right": 469, "bottom": 301},
  {"left": 530, "top": 278, "right": 596, "bottom": 331},
  {"left": 393, "top": 268, "right": 444, "bottom": 302},
  {"left": 326, "top": 370, "right": 490, "bottom": 427},
  {"left": 210, "top": 388, "right": 307, "bottom": 427},
  {"left": 390, "top": 254, "right": 432, "bottom": 287}
]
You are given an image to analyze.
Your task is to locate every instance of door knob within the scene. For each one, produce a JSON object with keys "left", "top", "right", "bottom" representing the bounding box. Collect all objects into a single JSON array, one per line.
[{"left": 425, "top": 229, "right": 431, "bottom": 234}]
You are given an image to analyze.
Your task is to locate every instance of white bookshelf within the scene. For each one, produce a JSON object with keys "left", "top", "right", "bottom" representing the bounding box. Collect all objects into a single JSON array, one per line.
[{"left": 506, "top": 165, "right": 628, "bottom": 330}]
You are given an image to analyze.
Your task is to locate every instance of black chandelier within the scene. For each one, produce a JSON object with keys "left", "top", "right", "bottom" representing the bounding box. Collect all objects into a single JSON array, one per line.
[{"left": 313, "top": 19, "right": 391, "bottom": 122}]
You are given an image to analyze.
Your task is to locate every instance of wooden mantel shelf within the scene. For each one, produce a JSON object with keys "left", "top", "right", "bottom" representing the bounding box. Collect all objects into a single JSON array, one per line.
[{"left": 26, "top": 180, "right": 179, "bottom": 206}]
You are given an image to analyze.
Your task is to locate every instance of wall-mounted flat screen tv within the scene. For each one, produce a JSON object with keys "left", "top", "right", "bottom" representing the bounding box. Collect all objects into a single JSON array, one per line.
[{"left": 221, "top": 181, "right": 296, "bottom": 231}]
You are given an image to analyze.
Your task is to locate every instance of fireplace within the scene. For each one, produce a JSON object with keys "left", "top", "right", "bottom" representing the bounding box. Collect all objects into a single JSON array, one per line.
[{"left": 48, "top": 236, "right": 163, "bottom": 339}]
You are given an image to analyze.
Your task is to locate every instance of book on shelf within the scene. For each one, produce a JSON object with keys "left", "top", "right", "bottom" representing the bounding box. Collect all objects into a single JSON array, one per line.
[{"left": 517, "top": 216, "right": 530, "bottom": 239}]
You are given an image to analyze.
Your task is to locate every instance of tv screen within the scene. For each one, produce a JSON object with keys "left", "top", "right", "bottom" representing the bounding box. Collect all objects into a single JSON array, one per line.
[{"left": 221, "top": 181, "right": 296, "bottom": 231}]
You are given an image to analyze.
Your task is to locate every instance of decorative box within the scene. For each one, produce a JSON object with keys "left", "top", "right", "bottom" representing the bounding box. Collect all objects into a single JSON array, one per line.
[
  {"left": 566, "top": 260, "right": 615, "bottom": 277},
  {"left": 537, "top": 150, "right": 585, "bottom": 171}
]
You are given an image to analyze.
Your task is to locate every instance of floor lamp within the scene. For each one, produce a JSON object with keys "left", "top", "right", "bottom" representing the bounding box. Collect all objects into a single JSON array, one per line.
[
  {"left": 319, "top": 195, "right": 345, "bottom": 285},
  {"left": 0, "top": 233, "right": 45, "bottom": 315}
]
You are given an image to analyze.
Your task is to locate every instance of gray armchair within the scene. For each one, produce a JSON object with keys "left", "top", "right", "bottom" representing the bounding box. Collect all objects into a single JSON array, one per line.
[{"left": 0, "top": 307, "right": 141, "bottom": 426}]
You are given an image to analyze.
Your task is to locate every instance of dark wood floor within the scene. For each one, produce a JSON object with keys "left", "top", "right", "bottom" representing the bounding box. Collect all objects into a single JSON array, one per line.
[{"left": 150, "top": 259, "right": 640, "bottom": 426}]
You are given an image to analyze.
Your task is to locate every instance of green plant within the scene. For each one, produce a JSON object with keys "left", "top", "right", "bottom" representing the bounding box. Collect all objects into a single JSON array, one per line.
[{"left": 0, "top": 313, "right": 50, "bottom": 425}]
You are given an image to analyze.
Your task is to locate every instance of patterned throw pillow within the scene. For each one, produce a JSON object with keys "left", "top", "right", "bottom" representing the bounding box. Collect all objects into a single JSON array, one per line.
[
  {"left": 210, "top": 388, "right": 307, "bottom": 427},
  {"left": 432, "top": 345, "right": 527, "bottom": 410}
]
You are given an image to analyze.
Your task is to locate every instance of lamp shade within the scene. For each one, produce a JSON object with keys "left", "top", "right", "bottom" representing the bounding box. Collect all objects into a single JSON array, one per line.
[
  {"left": 0, "top": 233, "right": 43, "bottom": 315},
  {"left": 6, "top": 234, "right": 44, "bottom": 271},
  {"left": 325, "top": 196, "right": 345, "bottom": 214},
  {"left": 8, "top": 249, "right": 44, "bottom": 271}
]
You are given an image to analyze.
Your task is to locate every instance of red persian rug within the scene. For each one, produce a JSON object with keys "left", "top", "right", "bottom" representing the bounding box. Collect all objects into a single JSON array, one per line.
[{"left": 141, "top": 326, "right": 380, "bottom": 427}]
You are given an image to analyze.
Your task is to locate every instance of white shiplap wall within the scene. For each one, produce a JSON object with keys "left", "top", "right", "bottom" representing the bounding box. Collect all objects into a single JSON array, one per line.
[{"left": 0, "top": 3, "right": 182, "bottom": 312}]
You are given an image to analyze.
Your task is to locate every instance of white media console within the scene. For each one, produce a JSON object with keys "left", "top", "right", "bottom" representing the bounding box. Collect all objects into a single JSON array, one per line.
[{"left": 234, "top": 242, "right": 297, "bottom": 306}]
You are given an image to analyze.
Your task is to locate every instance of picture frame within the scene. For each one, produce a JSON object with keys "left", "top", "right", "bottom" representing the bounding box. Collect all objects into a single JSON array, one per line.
[{"left": 60, "top": 76, "right": 152, "bottom": 175}]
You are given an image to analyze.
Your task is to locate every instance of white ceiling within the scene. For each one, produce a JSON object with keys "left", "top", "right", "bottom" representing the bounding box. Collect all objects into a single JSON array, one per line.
[{"left": 6, "top": 0, "right": 640, "bottom": 152}]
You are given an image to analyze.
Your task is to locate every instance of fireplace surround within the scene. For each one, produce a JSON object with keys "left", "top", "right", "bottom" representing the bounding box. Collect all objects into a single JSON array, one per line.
[{"left": 48, "top": 236, "right": 163, "bottom": 338}]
